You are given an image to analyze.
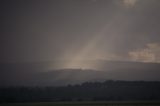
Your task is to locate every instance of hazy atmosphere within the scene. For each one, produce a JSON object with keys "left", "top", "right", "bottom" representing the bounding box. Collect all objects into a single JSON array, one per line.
[
  {"left": 1, "top": 0, "right": 160, "bottom": 105},
  {"left": 2, "top": 0, "right": 160, "bottom": 64},
  {"left": 1, "top": 0, "right": 160, "bottom": 85}
]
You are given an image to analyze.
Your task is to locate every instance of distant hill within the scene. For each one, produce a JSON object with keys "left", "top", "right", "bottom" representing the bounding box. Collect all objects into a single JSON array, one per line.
[{"left": 0, "top": 60, "right": 160, "bottom": 86}]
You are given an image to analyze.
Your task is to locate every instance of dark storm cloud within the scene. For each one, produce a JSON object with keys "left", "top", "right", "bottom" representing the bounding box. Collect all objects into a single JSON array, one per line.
[{"left": 1, "top": 0, "right": 160, "bottom": 62}]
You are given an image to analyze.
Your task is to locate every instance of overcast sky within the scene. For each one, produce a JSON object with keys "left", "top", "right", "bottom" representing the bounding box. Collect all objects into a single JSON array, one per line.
[{"left": 1, "top": 0, "right": 160, "bottom": 63}]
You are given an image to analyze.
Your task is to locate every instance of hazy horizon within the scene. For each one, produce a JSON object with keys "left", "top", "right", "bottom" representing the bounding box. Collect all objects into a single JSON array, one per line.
[
  {"left": 1, "top": 1, "right": 160, "bottom": 104},
  {"left": 1, "top": 0, "right": 160, "bottom": 85}
]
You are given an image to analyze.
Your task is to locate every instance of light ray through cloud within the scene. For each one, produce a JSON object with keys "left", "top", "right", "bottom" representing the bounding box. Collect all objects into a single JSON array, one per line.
[{"left": 62, "top": 12, "right": 124, "bottom": 69}]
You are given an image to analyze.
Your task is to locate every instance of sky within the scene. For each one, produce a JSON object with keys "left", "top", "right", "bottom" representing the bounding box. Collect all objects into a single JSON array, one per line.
[{"left": 1, "top": 0, "right": 160, "bottom": 65}]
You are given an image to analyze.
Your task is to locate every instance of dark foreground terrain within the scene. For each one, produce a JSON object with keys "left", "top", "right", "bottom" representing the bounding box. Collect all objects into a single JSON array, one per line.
[
  {"left": 1, "top": 101, "right": 160, "bottom": 106},
  {"left": 1, "top": 80, "right": 160, "bottom": 103}
]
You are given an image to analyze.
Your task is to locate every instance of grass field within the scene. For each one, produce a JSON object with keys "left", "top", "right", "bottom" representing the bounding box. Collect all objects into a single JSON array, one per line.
[{"left": 1, "top": 101, "right": 160, "bottom": 106}]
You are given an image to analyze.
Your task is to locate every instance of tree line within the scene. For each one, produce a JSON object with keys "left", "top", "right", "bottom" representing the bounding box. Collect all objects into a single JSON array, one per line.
[{"left": 1, "top": 80, "right": 160, "bottom": 103}]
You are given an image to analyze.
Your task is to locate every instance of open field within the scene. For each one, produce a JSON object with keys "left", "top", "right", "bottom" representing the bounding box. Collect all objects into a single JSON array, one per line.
[{"left": 1, "top": 101, "right": 160, "bottom": 106}]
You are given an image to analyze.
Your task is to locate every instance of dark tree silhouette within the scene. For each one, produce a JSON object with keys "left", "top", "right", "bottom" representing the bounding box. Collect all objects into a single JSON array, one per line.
[{"left": 0, "top": 80, "right": 160, "bottom": 103}]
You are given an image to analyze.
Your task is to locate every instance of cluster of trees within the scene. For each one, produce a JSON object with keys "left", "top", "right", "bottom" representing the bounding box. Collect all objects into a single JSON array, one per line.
[{"left": 1, "top": 80, "right": 160, "bottom": 103}]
